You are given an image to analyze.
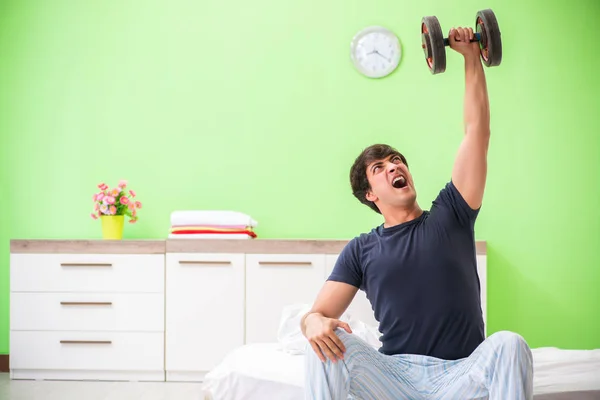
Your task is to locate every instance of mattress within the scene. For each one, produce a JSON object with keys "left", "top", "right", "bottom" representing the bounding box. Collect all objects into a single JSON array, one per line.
[{"left": 201, "top": 344, "right": 600, "bottom": 400}]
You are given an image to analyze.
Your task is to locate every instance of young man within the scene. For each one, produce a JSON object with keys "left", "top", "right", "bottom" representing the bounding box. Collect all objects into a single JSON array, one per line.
[{"left": 301, "top": 27, "right": 534, "bottom": 399}]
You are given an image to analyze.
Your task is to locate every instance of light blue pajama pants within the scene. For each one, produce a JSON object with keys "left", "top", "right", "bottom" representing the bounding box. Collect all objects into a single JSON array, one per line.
[{"left": 305, "top": 329, "right": 533, "bottom": 400}]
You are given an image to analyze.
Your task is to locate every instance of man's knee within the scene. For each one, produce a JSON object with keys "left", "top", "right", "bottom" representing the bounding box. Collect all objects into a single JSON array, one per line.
[
  {"left": 489, "top": 331, "right": 529, "bottom": 349},
  {"left": 305, "top": 329, "right": 372, "bottom": 366},
  {"left": 335, "top": 328, "right": 356, "bottom": 345},
  {"left": 335, "top": 328, "right": 375, "bottom": 353},
  {"left": 488, "top": 331, "right": 532, "bottom": 365}
]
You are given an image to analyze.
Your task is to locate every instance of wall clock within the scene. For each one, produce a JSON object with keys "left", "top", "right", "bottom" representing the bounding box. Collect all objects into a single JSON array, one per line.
[{"left": 350, "top": 26, "right": 402, "bottom": 78}]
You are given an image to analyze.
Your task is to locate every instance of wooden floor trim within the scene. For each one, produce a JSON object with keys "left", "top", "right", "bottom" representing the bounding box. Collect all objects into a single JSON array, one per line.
[{"left": 0, "top": 355, "right": 8, "bottom": 372}]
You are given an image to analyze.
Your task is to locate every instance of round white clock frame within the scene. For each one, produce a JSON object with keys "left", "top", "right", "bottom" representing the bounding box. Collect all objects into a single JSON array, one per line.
[{"left": 350, "top": 26, "right": 402, "bottom": 78}]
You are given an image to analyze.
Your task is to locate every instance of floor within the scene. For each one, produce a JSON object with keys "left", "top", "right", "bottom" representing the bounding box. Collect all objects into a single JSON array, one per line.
[{"left": 0, "top": 373, "right": 204, "bottom": 400}]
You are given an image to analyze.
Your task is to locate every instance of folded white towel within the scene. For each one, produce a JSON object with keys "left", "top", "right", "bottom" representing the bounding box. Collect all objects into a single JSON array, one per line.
[
  {"left": 168, "top": 234, "right": 253, "bottom": 240},
  {"left": 170, "top": 210, "right": 258, "bottom": 228}
]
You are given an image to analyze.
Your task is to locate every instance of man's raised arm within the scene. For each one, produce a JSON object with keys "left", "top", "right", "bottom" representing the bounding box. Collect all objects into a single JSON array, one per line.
[{"left": 449, "top": 27, "right": 491, "bottom": 210}]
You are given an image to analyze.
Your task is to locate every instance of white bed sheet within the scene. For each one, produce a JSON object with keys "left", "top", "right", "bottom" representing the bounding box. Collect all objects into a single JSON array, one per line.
[
  {"left": 201, "top": 343, "right": 304, "bottom": 400},
  {"left": 532, "top": 347, "right": 600, "bottom": 395},
  {"left": 201, "top": 344, "right": 600, "bottom": 400}
]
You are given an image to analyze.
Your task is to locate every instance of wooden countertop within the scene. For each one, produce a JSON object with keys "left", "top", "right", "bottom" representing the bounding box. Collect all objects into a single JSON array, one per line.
[
  {"left": 10, "top": 239, "right": 487, "bottom": 255},
  {"left": 10, "top": 239, "right": 166, "bottom": 254}
]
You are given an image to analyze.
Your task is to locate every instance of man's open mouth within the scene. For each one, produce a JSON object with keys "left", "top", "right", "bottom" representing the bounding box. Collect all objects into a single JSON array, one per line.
[{"left": 392, "top": 176, "right": 407, "bottom": 189}]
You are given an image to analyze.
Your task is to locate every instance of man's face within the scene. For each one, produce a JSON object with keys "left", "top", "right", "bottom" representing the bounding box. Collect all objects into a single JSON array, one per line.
[{"left": 365, "top": 154, "right": 417, "bottom": 210}]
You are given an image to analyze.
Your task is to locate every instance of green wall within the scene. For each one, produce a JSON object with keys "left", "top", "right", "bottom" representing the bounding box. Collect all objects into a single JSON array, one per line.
[{"left": 0, "top": 0, "right": 598, "bottom": 355}]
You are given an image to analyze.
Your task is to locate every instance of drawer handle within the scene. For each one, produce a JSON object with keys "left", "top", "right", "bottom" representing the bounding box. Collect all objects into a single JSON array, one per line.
[
  {"left": 60, "top": 302, "right": 113, "bottom": 306},
  {"left": 179, "top": 260, "right": 231, "bottom": 265},
  {"left": 60, "top": 263, "right": 112, "bottom": 267},
  {"left": 60, "top": 340, "right": 112, "bottom": 344},
  {"left": 258, "top": 261, "right": 313, "bottom": 266}
]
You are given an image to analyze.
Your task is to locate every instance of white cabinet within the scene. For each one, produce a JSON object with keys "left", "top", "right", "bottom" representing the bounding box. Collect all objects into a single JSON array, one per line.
[
  {"left": 165, "top": 252, "right": 245, "bottom": 382},
  {"left": 9, "top": 252, "right": 165, "bottom": 382},
  {"left": 9, "top": 239, "right": 487, "bottom": 383},
  {"left": 245, "top": 253, "right": 326, "bottom": 344}
]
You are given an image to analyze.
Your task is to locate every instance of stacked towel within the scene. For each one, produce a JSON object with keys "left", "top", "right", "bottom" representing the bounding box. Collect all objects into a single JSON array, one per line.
[{"left": 169, "top": 211, "right": 258, "bottom": 239}]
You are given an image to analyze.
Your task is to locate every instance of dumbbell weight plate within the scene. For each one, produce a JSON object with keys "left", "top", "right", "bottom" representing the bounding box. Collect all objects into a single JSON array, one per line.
[
  {"left": 421, "top": 16, "right": 445, "bottom": 74},
  {"left": 476, "top": 9, "right": 502, "bottom": 67}
]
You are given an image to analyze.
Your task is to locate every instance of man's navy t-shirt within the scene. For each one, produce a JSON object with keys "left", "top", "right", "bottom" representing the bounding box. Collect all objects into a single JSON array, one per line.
[{"left": 328, "top": 180, "right": 484, "bottom": 361}]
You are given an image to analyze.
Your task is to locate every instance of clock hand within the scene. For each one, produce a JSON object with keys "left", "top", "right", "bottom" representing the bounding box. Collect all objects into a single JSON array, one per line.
[{"left": 373, "top": 50, "right": 391, "bottom": 62}]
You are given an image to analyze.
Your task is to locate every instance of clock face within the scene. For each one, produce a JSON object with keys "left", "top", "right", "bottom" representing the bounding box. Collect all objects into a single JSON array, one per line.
[{"left": 351, "top": 26, "right": 402, "bottom": 78}]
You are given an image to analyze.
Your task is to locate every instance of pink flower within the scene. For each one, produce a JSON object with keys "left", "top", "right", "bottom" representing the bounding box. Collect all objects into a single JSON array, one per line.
[
  {"left": 92, "top": 181, "right": 139, "bottom": 221},
  {"left": 129, "top": 218, "right": 137, "bottom": 224}
]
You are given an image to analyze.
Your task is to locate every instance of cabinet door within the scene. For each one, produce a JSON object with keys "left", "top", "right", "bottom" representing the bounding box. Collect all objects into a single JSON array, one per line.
[
  {"left": 325, "top": 254, "right": 379, "bottom": 329},
  {"left": 165, "top": 252, "right": 244, "bottom": 381},
  {"left": 245, "top": 253, "right": 326, "bottom": 344}
]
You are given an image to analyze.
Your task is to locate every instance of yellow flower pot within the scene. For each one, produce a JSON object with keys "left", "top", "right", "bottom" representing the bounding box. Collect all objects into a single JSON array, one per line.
[{"left": 101, "top": 215, "right": 124, "bottom": 240}]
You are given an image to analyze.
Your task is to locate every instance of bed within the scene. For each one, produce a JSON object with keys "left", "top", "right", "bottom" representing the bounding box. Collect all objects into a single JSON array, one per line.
[
  {"left": 201, "top": 343, "right": 600, "bottom": 399},
  {"left": 200, "top": 306, "right": 600, "bottom": 400}
]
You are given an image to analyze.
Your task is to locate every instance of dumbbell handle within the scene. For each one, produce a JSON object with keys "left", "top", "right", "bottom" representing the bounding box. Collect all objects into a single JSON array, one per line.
[{"left": 443, "top": 32, "right": 481, "bottom": 46}]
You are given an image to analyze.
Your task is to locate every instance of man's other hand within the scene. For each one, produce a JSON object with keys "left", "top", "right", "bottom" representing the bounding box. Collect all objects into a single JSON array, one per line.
[{"left": 304, "top": 313, "right": 352, "bottom": 363}]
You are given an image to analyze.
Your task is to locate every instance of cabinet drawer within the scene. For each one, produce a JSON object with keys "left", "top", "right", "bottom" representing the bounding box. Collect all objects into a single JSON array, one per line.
[
  {"left": 11, "top": 292, "right": 164, "bottom": 332},
  {"left": 9, "top": 331, "right": 164, "bottom": 371},
  {"left": 10, "top": 253, "right": 164, "bottom": 293}
]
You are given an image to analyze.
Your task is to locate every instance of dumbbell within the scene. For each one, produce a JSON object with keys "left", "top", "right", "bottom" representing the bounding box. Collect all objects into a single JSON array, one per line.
[{"left": 421, "top": 9, "right": 502, "bottom": 74}]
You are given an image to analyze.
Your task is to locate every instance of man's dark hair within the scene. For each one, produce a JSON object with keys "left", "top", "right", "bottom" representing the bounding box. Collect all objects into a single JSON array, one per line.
[{"left": 349, "top": 144, "right": 408, "bottom": 214}]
